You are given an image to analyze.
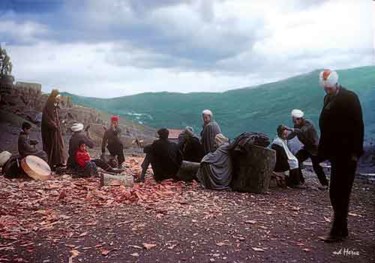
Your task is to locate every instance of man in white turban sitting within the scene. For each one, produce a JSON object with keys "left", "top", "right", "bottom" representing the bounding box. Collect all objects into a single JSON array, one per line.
[
  {"left": 285, "top": 109, "right": 328, "bottom": 189},
  {"left": 196, "top": 133, "right": 232, "bottom": 190},
  {"left": 270, "top": 125, "right": 305, "bottom": 189},
  {"left": 200, "top": 109, "right": 222, "bottom": 155}
]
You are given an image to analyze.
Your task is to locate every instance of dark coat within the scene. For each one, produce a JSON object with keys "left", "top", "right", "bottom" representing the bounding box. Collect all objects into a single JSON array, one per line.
[
  {"left": 201, "top": 121, "right": 221, "bottom": 155},
  {"left": 18, "top": 131, "right": 48, "bottom": 161},
  {"left": 150, "top": 138, "right": 182, "bottom": 182},
  {"left": 178, "top": 134, "right": 204, "bottom": 162},
  {"left": 41, "top": 97, "right": 65, "bottom": 167},
  {"left": 287, "top": 119, "right": 319, "bottom": 155},
  {"left": 18, "top": 131, "right": 38, "bottom": 156},
  {"left": 319, "top": 87, "right": 364, "bottom": 159},
  {"left": 101, "top": 127, "right": 123, "bottom": 154}
]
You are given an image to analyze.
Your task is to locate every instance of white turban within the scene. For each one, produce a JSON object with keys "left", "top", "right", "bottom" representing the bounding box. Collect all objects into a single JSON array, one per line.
[
  {"left": 319, "top": 69, "right": 339, "bottom": 87},
  {"left": 71, "top": 122, "right": 84, "bottom": 132},
  {"left": 291, "top": 109, "right": 304, "bottom": 118},
  {"left": 202, "top": 109, "right": 213, "bottom": 117}
]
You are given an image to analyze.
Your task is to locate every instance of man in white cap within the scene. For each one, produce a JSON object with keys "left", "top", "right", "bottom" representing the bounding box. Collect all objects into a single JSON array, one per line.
[
  {"left": 318, "top": 69, "right": 364, "bottom": 243},
  {"left": 200, "top": 109, "right": 222, "bottom": 155},
  {"left": 285, "top": 109, "right": 328, "bottom": 188}
]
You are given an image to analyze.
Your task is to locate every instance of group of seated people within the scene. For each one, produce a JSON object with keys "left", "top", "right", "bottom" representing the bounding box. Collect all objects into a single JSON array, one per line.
[{"left": 12, "top": 107, "right": 327, "bottom": 191}]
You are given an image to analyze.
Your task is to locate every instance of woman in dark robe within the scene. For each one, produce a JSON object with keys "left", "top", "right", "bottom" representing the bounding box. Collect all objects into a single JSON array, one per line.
[{"left": 41, "top": 89, "right": 65, "bottom": 170}]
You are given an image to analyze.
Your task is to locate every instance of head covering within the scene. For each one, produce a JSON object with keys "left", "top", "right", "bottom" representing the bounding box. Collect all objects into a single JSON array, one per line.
[
  {"left": 291, "top": 109, "right": 304, "bottom": 118},
  {"left": 111, "top": 115, "right": 119, "bottom": 122},
  {"left": 319, "top": 69, "right": 339, "bottom": 87},
  {"left": 184, "top": 126, "right": 195, "bottom": 137},
  {"left": 157, "top": 128, "right": 169, "bottom": 140},
  {"left": 71, "top": 123, "right": 84, "bottom": 132},
  {"left": 202, "top": 109, "right": 213, "bottom": 117},
  {"left": 215, "top": 133, "right": 229, "bottom": 146}
]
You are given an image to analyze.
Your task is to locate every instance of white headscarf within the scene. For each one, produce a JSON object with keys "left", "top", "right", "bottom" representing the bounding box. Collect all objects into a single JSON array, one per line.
[{"left": 202, "top": 109, "right": 213, "bottom": 117}]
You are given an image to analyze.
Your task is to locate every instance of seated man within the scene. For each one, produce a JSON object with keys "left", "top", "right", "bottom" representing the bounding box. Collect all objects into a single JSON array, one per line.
[
  {"left": 149, "top": 128, "right": 182, "bottom": 182},
  {"left": 102, "top": 116, "right": 125, "bottom": 169},
  {"left": 270, "top": 125, "right": 305, "bottom": 188},
  {"left": 75, "top": 141, "right": 119, "bottom": 177},
  {"left": 196, "top": 133, "right": 232, "bottom": 190},
  {"left": 177, "top": 126, "right": 204, "bottom": 162},
  {"left": 18, "top": 122, "right": 48, "bottom": 161}
]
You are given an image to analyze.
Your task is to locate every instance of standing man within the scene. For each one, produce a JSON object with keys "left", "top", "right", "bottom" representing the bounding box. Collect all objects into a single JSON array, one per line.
[
  {"left": 200, "top": 109, "right": 221, "bottom": 155},
  {"left": 102, "top": 116, "right": 125, "bottom": 169},
  {"left": 318, "top": 69, "right": 364, "bottom": 243},
  {"left": 41, "top": 89, "right": 65, "bottom": 170},
  {"left": 285, "top": 109, "right": 329, "bottom": 189}
]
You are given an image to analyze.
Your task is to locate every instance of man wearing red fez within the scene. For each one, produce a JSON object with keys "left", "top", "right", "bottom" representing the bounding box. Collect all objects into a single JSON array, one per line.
[{"left": 101, "top": 115, "right": 125, "bottom": 168}]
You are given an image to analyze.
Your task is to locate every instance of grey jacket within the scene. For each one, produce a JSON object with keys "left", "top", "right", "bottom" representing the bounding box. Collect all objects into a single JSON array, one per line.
[{"left": 287, "top": 119, "right": 319, "bottom": 155}]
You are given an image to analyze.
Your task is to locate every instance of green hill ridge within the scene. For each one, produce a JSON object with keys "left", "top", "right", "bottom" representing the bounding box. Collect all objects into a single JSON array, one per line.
[{"left": 63, "top": 66, "right": 375, "bottom": 142}]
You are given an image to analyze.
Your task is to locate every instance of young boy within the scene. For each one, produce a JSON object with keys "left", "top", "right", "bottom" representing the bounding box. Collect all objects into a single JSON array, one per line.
[
  {"left": 18, "top": 122, "right": 48, "bottom": 161},
  {"left": 75, "top": 140, "right": 122, "bottom": 177}
]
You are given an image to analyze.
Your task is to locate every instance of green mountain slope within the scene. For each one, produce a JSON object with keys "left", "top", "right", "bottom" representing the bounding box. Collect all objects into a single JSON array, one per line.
[{"left": 63, "top": 66, "right": 375, "bottom": 141}]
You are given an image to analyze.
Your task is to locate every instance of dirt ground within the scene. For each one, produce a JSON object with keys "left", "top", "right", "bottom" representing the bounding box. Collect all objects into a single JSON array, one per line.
[{"left": 0, "top": 157, "right": 374, "bottom": 263}]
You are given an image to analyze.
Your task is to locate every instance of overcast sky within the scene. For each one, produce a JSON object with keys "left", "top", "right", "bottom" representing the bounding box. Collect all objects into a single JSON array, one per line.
[{"left": 1, "top": 0, "right": 374, "bottom": 97}]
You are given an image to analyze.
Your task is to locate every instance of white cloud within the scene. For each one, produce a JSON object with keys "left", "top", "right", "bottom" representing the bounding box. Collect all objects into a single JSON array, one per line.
[{"left": 0, "top": 20, "right": 48, "bottom": 44}]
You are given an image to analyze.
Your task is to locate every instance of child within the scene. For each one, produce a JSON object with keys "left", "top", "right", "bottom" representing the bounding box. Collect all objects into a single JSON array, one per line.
[{"left": 75, "top": 140, "right": 99, "bottom": 177}]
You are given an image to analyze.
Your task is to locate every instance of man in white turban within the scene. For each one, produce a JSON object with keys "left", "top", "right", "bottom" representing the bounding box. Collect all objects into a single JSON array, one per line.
[
  {"left": 285, "top": 109, "right": 328, "bottom": 188},
  {"left": 200, "top": 109, "right": 222, "bottom": 154},
  {"left": 318, "top": 69, "right": 364, "bottom": 243}
]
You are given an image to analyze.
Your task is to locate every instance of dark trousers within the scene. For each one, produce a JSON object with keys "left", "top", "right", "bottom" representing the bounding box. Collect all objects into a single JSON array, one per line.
[
  {"left": 296, "top": 149, "right": 328, "bottom": 186},
  {"left": 92, "top": 159, "right": 112, "bottom": 171},
  {"left": 140, "top": 153, "right": 151, "bottom": 180},
  {"left": 329, "top": 155, "right": 357, "bottom": 236},
  {"left": 108, "top": 144, "right": 125, "bottom": 168}
]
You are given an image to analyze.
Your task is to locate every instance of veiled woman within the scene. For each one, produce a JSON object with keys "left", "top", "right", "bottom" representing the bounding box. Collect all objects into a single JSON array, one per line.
[
  {"left": 41, "top": 89, "right": 65, "bottom": 170},
  {"left": 197, "top": 133, "right": 232, "bottom": 190}
]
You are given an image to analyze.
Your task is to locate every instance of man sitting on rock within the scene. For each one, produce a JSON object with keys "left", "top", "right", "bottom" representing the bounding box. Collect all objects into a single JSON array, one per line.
[
  {"left": 270, "top": 125, "right": 305, "bottom": 189},
  {"left": 18, "top": 122, "right": 48, "bottom": 161},
  {"left": 102, "top": 116, "right": 125, "bottom": 169}
]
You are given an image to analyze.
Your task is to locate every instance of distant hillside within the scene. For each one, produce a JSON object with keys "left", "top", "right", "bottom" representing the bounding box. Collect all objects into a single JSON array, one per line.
[{"left": 64, "top": 66, "right": 375, "bottom": 142}]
